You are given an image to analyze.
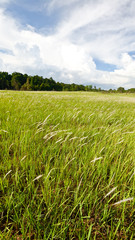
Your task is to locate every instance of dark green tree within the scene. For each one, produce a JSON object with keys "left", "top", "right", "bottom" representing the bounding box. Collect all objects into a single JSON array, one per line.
[
  {"left": 11, "top": 72, "right": 26, "bottom": 90},
  {"left": 0, "top": 72, "right": 11, "bottom": 89},
  {"left": 117, "top": 87, "right": 125, "bottom": 93}
]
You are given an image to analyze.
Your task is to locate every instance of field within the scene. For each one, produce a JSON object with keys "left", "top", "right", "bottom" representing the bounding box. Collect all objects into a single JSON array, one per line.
[{"left": 0, "top": 91, "right": 135, "bottom": 239}]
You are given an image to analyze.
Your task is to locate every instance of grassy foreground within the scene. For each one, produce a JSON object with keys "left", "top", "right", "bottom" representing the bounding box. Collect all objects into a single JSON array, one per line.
[{"left": 0, "top": 91, "right": 135, "bottom": 239}]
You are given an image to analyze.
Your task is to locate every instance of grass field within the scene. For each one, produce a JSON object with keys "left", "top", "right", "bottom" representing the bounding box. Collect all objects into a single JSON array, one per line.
[{"left": 0, "top": 91, "right": 135, "bottom": 239}]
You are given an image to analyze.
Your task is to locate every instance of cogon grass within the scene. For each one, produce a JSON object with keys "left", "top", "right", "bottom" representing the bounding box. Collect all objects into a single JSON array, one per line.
[
  {"left": 112, "top": 198, "right": 134, "bottom": 206},
  {"left": 0, "top": 91, "right": 135, "bottom": 239}
]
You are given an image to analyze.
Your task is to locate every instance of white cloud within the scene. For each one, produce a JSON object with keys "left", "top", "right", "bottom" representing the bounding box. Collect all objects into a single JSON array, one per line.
[
  {"left": 111, "top": 53, "right": 135, "bottom": 83},
  {"left": 57, "top": 1, "right": 118, "bottom": 37},
  {"left": 0, "top": 0, "right": 15, "bottom": 7},
  {"left": 0, "top": 0, "right": 10, "bottom": 3},
  {"left": 44, "top": 0, "right": 80, "bottom": 12},
  {"left": 0, "top": 1, "right": 135, "bottom": 88}
]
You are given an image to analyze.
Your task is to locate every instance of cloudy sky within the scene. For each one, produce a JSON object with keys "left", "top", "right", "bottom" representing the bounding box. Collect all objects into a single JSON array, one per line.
[{"left": 1, "top": 0, "right": 135, "bottom": 89}]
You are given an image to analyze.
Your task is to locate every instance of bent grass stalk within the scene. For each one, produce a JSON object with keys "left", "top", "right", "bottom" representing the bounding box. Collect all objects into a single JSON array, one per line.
[{"left": 112, "top": 198, "right": 134, "bottom": 206}]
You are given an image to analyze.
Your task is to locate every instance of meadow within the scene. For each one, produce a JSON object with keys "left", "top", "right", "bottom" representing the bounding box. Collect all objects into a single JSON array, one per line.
[{"left": 0, "top": 91, "right": 135, "bottom": 239}]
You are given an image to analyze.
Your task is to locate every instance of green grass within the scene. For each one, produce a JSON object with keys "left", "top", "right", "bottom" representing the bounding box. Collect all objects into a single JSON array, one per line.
[{"left": 0, "top": 91, "right": 135, "bottom": 239}]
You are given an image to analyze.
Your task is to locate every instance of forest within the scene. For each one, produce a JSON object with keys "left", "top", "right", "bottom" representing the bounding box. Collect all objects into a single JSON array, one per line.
[{"left": 0, "top": 71, "right": 135, "bottom": 93}]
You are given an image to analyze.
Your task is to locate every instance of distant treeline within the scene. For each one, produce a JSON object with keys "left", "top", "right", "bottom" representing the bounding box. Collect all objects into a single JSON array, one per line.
[{"left": 0, "top": 71, "right": 135, "bottom": 92}]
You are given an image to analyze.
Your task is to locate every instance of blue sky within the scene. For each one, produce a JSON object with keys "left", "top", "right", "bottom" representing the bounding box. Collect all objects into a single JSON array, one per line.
[{"left": 1, "top": 0, "right": 135, "bottom": 89}]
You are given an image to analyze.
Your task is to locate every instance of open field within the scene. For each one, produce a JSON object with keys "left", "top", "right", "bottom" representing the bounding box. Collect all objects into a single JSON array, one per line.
[{"left": 0, "top": 91, "right": 135, "bottom": 239}]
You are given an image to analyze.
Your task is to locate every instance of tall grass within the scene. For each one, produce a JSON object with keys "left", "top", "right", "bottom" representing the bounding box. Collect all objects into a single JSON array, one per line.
[{"left": 0, "top": 91, "right": 135, "bottom": 239}]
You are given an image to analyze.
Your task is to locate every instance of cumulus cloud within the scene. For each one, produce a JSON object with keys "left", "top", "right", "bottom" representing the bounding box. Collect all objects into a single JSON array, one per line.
[{"left": 0, "top": 0, "right": 135, "bottom": 88}]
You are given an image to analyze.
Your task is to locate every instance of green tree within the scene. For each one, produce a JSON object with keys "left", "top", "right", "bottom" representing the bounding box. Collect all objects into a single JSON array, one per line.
[
  {"left": 0, "top": 72, "right": 11, "bottom": 89},
  {"left": 85, "top": 85, "right": 92, "bottom": 91},
  {"left": 11, "top": 72, "right": 26, "bottom": 90},
  {"left": 127, "top": 88, "right": 135, "bottom": 93},
  {"left": 117, "top": 87, "right": 125, "bottom": 93},
  {"left": 21, "top": 77, "right": 31, "bottom": 91}
]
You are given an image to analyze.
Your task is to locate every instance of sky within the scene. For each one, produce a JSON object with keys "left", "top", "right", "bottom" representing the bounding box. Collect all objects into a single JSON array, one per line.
[{"left": 1, "top": 0, "right": 135, "bottom": 89}]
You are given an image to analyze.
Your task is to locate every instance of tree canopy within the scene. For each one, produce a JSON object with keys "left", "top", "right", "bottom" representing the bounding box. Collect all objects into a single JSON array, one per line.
[{"left": 0, "top": 71, "right": 135, "bottom": 93}]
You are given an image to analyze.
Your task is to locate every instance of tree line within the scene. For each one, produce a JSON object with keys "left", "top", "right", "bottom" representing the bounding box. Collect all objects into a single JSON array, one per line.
[
  {"left": 0, "top": 71, "right": 86, "bottom": 91},
  {"left": 0, "top": 71, "right": 135, "bottom": 93}
]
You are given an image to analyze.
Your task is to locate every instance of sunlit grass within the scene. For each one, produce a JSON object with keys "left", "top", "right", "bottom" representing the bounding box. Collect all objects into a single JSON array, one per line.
[{"left": 0, "top": 91, "right": 135, "bottom": 239}]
